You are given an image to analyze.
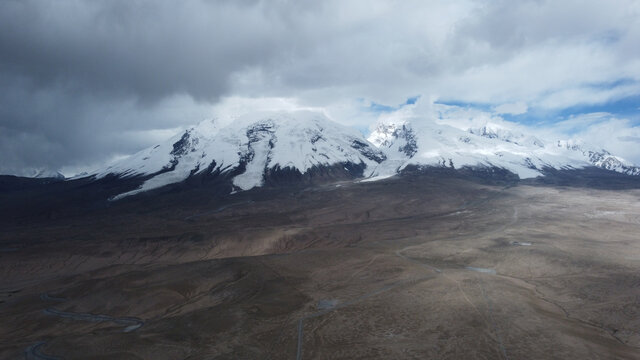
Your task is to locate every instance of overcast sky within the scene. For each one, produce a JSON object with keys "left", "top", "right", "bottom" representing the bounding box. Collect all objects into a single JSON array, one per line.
[{"left": 2, "top": 0, "right": 640, "bottom": 176}]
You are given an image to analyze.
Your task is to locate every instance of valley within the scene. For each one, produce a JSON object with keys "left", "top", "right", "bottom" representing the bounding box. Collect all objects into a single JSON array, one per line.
[{"left": 2, "top": 174, "right": 640, "bottom": 359}]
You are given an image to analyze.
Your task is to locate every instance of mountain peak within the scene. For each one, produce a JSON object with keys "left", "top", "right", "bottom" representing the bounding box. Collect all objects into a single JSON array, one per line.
[
  {"left": 91, "top": 112, "right": 640, "bottom": 199},
  {"left": 98, "top": 110, "right": 384, "bottom": 199},
  {"left": 368, "top": 117, "right": 640, "bottom": 179}
]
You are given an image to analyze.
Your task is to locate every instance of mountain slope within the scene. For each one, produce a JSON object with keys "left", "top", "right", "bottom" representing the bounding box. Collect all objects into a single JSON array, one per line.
[
  {"left": 94, "top": 111, "right": 640, "bottom": 199},
  {"left": 97, "top": 111, "right": 386, "bottom": 199},
  {"left": 367, "top": 117, "right": 640, "bottom": 179}
]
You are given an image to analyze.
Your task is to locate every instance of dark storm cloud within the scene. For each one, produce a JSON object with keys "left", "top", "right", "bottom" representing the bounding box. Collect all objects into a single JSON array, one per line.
[
  {"left": 0, "top": 70, "right": 214, "bottom": 175},
  {"left": 0, "top": 0, "right": 291, "bottom": 175},
  {"left": 0, "top": 0, "right": 280, "bottom": 101},
  {"left": 2, "top": 0, "right": 640, "bottom": 175}
]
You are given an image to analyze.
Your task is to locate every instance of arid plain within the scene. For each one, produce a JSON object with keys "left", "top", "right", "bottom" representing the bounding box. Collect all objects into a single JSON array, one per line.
[{"left": 2, "top": 174, "right": 640, "bottom": 359}]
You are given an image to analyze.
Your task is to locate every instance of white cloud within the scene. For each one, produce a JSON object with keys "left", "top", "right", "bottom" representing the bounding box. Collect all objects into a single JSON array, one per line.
[
  {"left": 379, "top": 98, "right": 640, "bottom": 165},
  {"left": 494, "top": 102, "right": 528, "bottom": 115},
  {"left": 567, "top": 116, "right": 640, "bottom": 163},
  {"left": 3, "top": 0, "right": 640, "bottom": 173}
]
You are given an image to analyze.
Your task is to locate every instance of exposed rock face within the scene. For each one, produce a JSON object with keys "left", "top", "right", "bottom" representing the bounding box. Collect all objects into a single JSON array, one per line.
[
  {"left": 87, "top": 111, "right": 640, "bottom": 199},
  {"left": 368, "top": 119, "right": 640, "bottom": 180},
  {"left": 96, "top": 111, "right": 385, "bottom": 199}
]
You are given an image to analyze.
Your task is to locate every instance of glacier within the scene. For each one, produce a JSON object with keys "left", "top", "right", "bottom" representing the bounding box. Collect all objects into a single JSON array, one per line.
[{"left": 94, "top": 110, "right": 640, "bottom": 199}]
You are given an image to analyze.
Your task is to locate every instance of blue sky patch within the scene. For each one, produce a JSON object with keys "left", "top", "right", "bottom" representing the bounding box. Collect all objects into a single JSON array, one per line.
[
  {"left": 366, "top": 96, "right": 421, "bottom": 113},
  {"left": 556, "top": 94, "right": 640, "bottom": 122},
  {"left": 437, "top": 94, "right": 640, "bottom": 129}
]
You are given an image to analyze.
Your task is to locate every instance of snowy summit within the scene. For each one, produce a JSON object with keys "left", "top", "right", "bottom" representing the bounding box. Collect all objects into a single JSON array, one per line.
[
  {"left": 97, "top": 111, "right": 386, "bottom": 199},
  {"left": 95, "top": 110, "right": 640, "bottom": 199}
]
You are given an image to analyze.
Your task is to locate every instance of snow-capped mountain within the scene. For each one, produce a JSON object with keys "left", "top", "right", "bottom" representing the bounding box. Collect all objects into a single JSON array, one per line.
[
  {"left": 96, "top": 111, "right": 386, "bottom": 199},
  {"left": 94, "top": 110, "right": 640, "bottom": 199},
  {"left": 556, "top": 140, "right": 640, "bottom": 176},
  {"left": 367, "top": 117, "right": 640, "bottom": 178},
  {"left": 26, "top": 169, "right": 65, "bottom": 179}
]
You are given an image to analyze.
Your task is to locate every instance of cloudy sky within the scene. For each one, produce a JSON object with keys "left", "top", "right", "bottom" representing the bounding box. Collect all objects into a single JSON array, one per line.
[{"left": 2, "top": 0, "right": 640, "bottom": 176}]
